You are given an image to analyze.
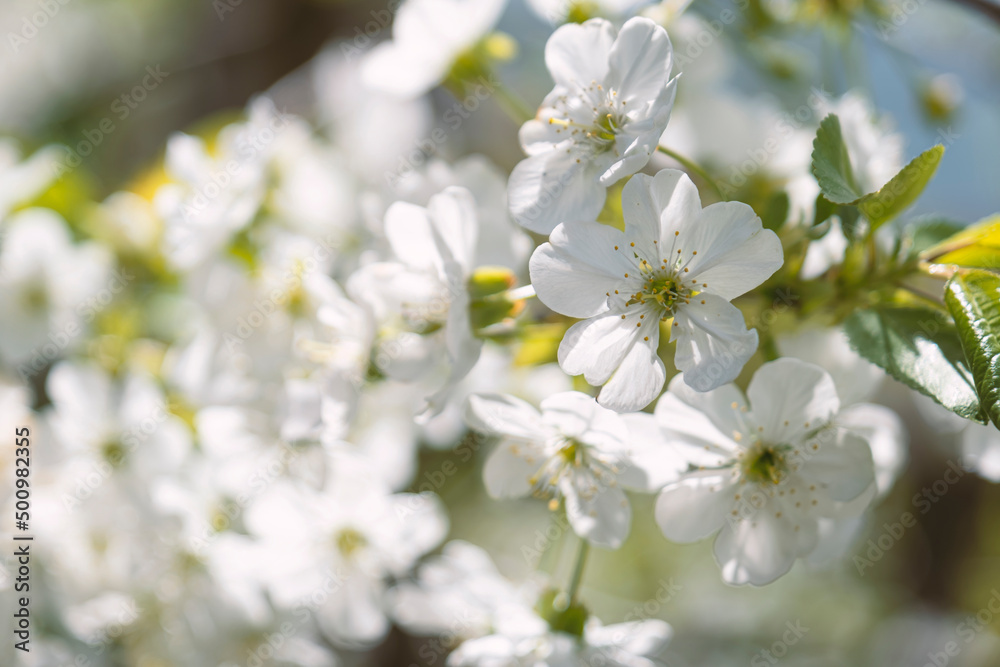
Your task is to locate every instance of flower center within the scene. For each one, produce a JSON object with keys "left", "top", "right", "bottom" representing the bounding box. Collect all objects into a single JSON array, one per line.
[
  {"left": 740, "top": 441, "right": 791, "bottom": 485},
  {"left": 101, "top": 440, "right": 127, "bottom": 467},
  {"left": 20, "top": 282, "right": 49, "bottom": 312},
  {"left": 335, "top": 528, "right": 367, "bottom": 558},
  {"left": 613, "top": 233, "right": 705, "bottom": 327},
  {"left": 628, "top": 272, "right": 691, "bottom": 311},
  {"left": 547, "top": 83, "right": 627, "bottom": 153}
]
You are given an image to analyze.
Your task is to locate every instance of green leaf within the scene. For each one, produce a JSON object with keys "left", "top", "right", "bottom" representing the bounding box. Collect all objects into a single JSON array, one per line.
[
  {"left": 905, "top": 216, "right": 965, "bottom": 259},
  {"left": 945, "top": 270, "right": 1000, "bottom": 429},
  {"left": 811, "top": 114, "right": 864, "bottom": 204},
  {"left": 760, "top": 190, "right": 790, "bottom": 231},
  {"left": 813, "top": 193, "right": 837, "bottom": 227},
  {"left": 844, "top": 306, "right": 985, "bottom": 423},
  {"left": 856, "top": 145, "right": 945, "bottom": 230},
  {"left": 921, "top": 214, "right": 1000, "bottom": 272},
  {"left": 811, "top": 190, "right": 866, "bottom": 242}
]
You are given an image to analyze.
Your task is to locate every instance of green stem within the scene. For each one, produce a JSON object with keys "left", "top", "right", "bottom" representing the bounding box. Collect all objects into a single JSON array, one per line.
[
  {"left": 566, "top": 539, "right": 590, "bottom": 605},
  {"left": 656, "top": 146, "right": 727, "bottom": 201}
]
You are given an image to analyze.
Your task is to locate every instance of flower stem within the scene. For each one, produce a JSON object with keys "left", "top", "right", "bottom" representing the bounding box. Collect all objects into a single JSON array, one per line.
[
  {"left": 656, "top": 146, "right": 727, "bottom": 201},
  {"left": 566, "top": 539, "right": 590, "bottom": 605}
]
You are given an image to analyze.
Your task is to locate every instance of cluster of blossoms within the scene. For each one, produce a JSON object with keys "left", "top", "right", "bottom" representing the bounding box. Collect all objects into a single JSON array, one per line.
[{"left": 0, "top": 0, "right": 997, "bottom": 665}]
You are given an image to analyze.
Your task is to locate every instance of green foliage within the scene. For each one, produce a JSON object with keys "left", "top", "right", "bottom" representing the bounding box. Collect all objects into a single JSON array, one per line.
[
  {"left": 811, "top": 114, "right": 863, "bottom": 205},
  {"left": 921, "top": 214, "right": 1000, "bottom": 272},
  {"left": 811, "top": 114, "right": 944, "bottom": 236},
  {"left": 905, "top": 216, "right": 965, "bottom": 259},
  {"left": 945, "top": 270, "right": 1000, "bottom": 429},
  {"left": 844, "top": 306, "right": 985, "bottom": 423},
  {"left": 856, "top": 146, "right": 944, "bottom": 231}
]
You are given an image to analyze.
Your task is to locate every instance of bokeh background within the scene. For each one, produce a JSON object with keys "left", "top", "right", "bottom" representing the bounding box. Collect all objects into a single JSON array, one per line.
[{"left": 1, "top": 0, "right": 1000, "bottom": 665}]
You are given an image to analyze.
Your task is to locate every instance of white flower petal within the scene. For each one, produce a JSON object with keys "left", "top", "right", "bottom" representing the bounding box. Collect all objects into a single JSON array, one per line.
[
  {"left": 685, "top": 201, "right": 784, "bottom": 300},
  {"left": 427, "top": 186, "right": 479, "bottom": 272},
  {"left": 655, "top": 470, "right": 736, "bottom": 543},
  {"left": 596, "top": 331, "right": 665, "bottom": 413},
  {"left": 713, "top": 512, "right": 798, "bottom": 586},
  {"left": 483, "top": 443, "right": 540, "bottom": 499},
  {"left": 618, "top": 413, "right": 686, "bottom": 492},
  {"left": 588, "top": 619, "right": 674, "bottom": 658},
  {"left": 805, "top": 430, "right": 875, "bottom": 502},
  {"left": 317, "top": 574, "right": 389, "bottom": 647},
  {"left": 508, "top": 151, "right": 607, "bottom": 234},
  {"left": 466, "top": 393, "right": 547, "bottom": 440},
  {"left": 384, "top": 201, "right": 441, "bottom": 273},
  {"left": 544, "top": 18, "right": 616, "bottom": 89},
  {"left": 606, "top": 17, "right": 674, "bottom": 105},
  {"left": 529, "top": 222, "right": 629, "bottom": 319},
  {"left": 961, "top": 422, "right": 1000, "bottom": 482},
  {"left": 838, "top": 402, "right": 907, "bottom": 497},
  {"left": 620, "top": 169, "right": 699, "bottom": 261},
  {"left": 361, "top": 42, "right": 448, "bottom": 98},
  {"left": 671, "top": 294, "right": 757, "bottom": 392},
  {"left": 658, "top": 373, "right": 747, "bottom": 453},
  {"left": 653, "top": 389, "right": 741, "bottom": 467},
  {"left": 558, "top": 311, "right": 642, "bottom": 386},
  {"left": 746, "top": 358, "right": 839, "bottom": 445},
  {"left": 562, "top": 470, "right": 632, "bottom": 548},
  {"left": 540, "top": 391, "right": 628, "bottom": 447}
]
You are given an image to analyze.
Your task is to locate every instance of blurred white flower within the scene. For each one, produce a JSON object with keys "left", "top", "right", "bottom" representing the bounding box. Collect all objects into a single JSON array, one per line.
[
  {"left": 312, "top": 42, "right": 433, "bottom": 183},
  {"left": 247, "top": 452, "right": 448, "bottom": 648},
  {"left": 0, "top": 139, "right": 59, "bottom": 220},
  {"left": 527, "top": 0, "right": 657, "bottom": 24},
  {"left": 361, "top": 0, "right": 508, "bottom": 98},
  {"left": 45, "top": 361, "right": 191, "bottom": 481},
  {"left": 155, "top": 98, "right": 289, "bottom": 271},
  {"left": 392, "top": 155, "right": 533, "bottom": 273},
  {"left": 388, "top": 538, "right": 673, "bottom": 667},
  {"left": 508, "top": 17, "right": 677, "bottom": 234},
  {"left": 529, "top": 169, "right": 782, "bottom": 412},
  {"left": 466, "top": 390, "right": 676, "bottom": 548},
  {"left": 388, "top": 540, "right": 530, "bottom": 639},
  {"left": 0, "top": 208, "right": 112, "bottom": 363},
  {"left": 448, "top": 615, "right": 672, "bottom": 667},
  {"left": 654, "top": 358, "right": 877, "bottom": 585},
  {"left": 960, "top": 422, "right": 1000, "bottom": 483},
  {"left": 350, "top": 186, "right": 485, "bottom": 417},
  {"left": 268, "top": 120, "right": 359, "bottom": 238}
]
